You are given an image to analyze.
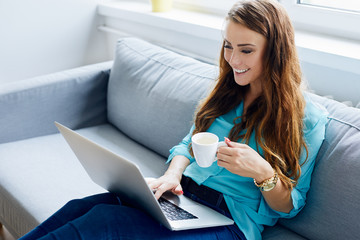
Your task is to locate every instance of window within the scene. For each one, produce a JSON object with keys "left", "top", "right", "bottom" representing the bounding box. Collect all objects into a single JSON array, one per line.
[
  {"left": 300, "top": 0, "right": 360, "bottom": 13},
  {"left": 280, "top": 0, "right": 360, "bottom": 40},
  {"left": 171, "top": 0, "right": 360, "bottom": 40}
]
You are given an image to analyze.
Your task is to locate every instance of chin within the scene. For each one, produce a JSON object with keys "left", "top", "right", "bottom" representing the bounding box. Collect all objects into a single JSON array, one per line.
[{"left": 234, "top": 77, "right": 250, "bottom": 87}]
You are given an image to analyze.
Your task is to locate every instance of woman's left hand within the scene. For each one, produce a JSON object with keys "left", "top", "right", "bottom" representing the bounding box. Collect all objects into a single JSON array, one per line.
[{"left": 217, "top": 138, "right": 273, "bottom": 182}]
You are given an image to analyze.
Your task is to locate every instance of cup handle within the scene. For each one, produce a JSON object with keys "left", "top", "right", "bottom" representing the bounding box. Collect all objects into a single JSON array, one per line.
[
  {"left": 218, "top": 141, "right": 227, "bottom": 148},
  {"left": 215, "top": 141, "right": 228, "bottom": 161}
]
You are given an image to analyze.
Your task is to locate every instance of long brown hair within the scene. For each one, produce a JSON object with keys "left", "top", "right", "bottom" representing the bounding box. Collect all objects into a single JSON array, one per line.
[{"left": 192, "top": 0, "right": 307, "bottom": 189}]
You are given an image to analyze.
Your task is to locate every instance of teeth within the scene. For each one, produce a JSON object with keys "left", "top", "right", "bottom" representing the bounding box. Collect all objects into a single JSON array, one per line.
[{"left": 234, "top": 68, "right": 249, "bottom": 73}]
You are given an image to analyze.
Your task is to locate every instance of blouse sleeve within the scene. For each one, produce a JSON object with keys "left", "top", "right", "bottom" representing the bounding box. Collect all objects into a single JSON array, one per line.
[
  {"left": 258, "top": 98, "right": 328, "bottom": 218},
  {"left": 166, "top": 125, "right": 195, "bottom": 164}
]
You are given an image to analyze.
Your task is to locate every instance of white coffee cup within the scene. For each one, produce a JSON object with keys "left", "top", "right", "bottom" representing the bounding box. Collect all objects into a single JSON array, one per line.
[{"left": 191, "top": 132, "right": 227, "bottom": 168}]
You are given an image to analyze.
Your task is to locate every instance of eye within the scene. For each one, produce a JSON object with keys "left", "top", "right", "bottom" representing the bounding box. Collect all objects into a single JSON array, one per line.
[
  {"left": 224, "top": 44, "right": 233, "bottom": 50},
  {"left": 242, "top": 49, "right": 253, "bottom": 54}
]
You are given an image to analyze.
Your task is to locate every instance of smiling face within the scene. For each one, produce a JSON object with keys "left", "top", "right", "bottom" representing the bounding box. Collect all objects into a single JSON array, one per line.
[{"left": 223, "top": 20, "right": 267, "bottom": 94}]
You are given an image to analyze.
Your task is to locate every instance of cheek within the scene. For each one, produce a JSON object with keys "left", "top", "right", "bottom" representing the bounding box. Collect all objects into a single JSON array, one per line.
[
  {"left": 224, "top": 51, "right": 231, "bottom": 64},
  {"left": 247, "top": 54, "right": 263, "bottom": 69}
]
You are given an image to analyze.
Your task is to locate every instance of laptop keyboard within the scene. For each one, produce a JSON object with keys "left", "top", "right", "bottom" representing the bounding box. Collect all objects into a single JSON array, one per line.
[{"left": 158, "top": 198, "right": 198, "bottom": 221}]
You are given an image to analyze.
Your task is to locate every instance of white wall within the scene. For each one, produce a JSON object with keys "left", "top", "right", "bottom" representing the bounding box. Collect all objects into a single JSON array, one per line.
[{"left": 0, "top": 0, "right": 110, "bottom": 84}]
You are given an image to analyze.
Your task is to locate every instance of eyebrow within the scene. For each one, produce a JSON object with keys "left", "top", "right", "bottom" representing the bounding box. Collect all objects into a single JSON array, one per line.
[
  {"left": 224, "top": 39, "right": 256, "bottom": 47},
  {"left": 237, "top": 43, "right": 256, "bottom": 47}
]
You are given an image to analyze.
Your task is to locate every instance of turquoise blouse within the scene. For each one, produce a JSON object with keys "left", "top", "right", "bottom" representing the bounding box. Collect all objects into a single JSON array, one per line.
[{"left": 167, "top": 94, "right": 328, "bottom": 240}]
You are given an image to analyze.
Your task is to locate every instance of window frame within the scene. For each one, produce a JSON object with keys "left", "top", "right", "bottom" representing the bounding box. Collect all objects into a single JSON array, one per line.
[
  {"left": 173, "top": 0, "right": 236, "bottom": 16},
  {"left": 280, "top": 0, "right": 360, "bottom": 40}
]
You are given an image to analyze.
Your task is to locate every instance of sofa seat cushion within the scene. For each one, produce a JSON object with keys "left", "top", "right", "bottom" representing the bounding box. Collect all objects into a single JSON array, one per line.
[
  {"left": 0, "top": 124, "right": 167, "bottom": 238},
  {"left": 107, "top": 38, "right": 218, "bottom": 158},
  {"left": 262, "top": 225, "right": 306, "bottom": 240}
]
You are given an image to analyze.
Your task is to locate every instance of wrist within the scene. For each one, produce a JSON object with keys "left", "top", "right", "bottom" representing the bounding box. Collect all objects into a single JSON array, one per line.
[
  {"left": 254, "top": 164, "right": 274, "bottom": 183},
  {"left": 164, "top": 169, "right": 183, "bottom": 181},
  {"left": 254, "top": 168, "right": 278, "bottom": 192}
]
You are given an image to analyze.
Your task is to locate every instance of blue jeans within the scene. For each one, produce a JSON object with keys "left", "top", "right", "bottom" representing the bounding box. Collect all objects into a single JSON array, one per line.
[{"left": 19, "top": 193, "right": 246, "bottom": 240}]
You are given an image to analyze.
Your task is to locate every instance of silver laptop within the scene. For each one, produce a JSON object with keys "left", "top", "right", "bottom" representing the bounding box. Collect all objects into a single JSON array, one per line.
[{"left": 55, "top": 122, "right": 234, "bottom": 231}]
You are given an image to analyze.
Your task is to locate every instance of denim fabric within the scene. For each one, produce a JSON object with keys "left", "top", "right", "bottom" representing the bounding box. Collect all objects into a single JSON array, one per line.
[
  {"left": 182, "top": 190, "right": 246, "bottom": 240},
  {"left": 19, "top": 193, "right": 245, "bottom": 240}
]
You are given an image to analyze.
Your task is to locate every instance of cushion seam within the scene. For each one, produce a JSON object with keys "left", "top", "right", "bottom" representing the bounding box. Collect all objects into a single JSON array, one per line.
[
  {"left": 328, "top": 116, "right": 360, "bottom": 131},
  {"left": 118, "top": 39, "right": 216, "bottom": 80}
]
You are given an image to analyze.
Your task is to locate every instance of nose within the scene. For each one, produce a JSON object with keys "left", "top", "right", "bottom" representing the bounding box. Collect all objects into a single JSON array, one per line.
[{"left": 228, "top": 51, "right": 243, "bottom": 67}]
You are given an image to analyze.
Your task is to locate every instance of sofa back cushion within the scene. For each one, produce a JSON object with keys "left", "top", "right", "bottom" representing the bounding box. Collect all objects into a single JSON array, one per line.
[
  {"left": 279, "top": 94, "right": 360, "bottom": 240},
  {"left": 107, "top": 38, "right": 217, "bottom": 158}
]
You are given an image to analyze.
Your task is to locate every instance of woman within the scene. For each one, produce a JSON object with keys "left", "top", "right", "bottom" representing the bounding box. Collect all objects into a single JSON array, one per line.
[{"left": 20, "top": 0, "right": 327, "bottom": 239}]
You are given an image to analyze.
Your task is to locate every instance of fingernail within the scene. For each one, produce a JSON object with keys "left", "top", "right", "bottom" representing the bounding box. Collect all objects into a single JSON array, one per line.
[
  {"left": 180, "top": 190, "right": 184, "bottom": 195},
  {"left": 224, "top": 137, "right": 230, "bottom": 143}
]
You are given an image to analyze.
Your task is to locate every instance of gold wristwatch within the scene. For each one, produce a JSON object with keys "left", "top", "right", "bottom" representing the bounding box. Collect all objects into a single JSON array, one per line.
[{"left": 254, "top": 169, "right": 278, "bottom": 192}]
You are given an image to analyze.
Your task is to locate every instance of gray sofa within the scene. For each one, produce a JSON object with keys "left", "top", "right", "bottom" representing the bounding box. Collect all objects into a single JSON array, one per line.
[{"left": 1, "top": 37, "right": 359, "bottom": 240}]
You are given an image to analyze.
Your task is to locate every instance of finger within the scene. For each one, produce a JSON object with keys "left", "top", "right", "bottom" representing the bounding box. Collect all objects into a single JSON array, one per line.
[
  {"left": 224, "top": 137, "right": 232, "bottom": 146},
  {"left": 216, "top": 150, "right": 233, "bottom": 161},
  {"left": 145, "top": 177, "right": 156, "bottom": 185},
  {"left": 172, "top": 184, "right": 184, "bottom": 196},
  {"left": 154, "top": 184, "right": 171, "bottom": 199},
  {"left": 148, "top": 179, "right": 162, "bottom": 191},
  {"left": 217, "top": 158, "right": 231, "bottom": 168},
  {"left": 226, "top": 140, "right": 247, "bottom": 148},
  {"left": 217, "top": 145, "right": 228, "bottom": 153},
  {"left": 225, "top": 137, "right": 249, "bottom": 148},
  {"left": 218, "top": 143, "right": 247, "bottom": 158},
  {"left": 217, "top": 150, "right": 235, "bottom": 167}
]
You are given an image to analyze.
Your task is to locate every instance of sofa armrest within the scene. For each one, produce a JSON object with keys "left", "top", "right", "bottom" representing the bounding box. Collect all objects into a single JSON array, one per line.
[{"left": 0, "top": 61, "right": 113, "bottom": 144}]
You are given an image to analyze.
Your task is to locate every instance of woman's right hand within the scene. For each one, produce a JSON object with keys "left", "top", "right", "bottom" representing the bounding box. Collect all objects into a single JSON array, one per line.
[
  {"left": 146, "top": 155, "right": 190, "bottom": 200},
  {"left": 146, "top": 172, "right": 183, "bottom": 200}
]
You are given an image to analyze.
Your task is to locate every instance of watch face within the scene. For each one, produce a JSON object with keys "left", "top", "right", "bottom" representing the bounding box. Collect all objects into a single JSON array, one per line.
[
  {"left": 262, "top": 182, "right": 276, "bottom": 191},
  {"left": 257, "top": 171, "right": 278, "bottom": 191}
]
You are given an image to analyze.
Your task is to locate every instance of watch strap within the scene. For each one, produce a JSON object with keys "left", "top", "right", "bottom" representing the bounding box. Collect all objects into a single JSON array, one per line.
[{"left": 254, "top": 169, "right": 278, "bottom": 191}]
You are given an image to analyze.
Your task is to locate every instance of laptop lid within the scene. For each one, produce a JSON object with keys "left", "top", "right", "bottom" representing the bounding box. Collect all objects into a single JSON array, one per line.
[{"left": 55, "top": 122, "right": 234, "bottom": 231}]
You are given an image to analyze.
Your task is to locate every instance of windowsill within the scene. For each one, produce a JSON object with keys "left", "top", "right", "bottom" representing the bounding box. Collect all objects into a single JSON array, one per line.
[
  {"left": 98, "top": 1, "right": 223, "bottom": 41},
  {"left": 294, "top": 30, "right": 360, "bottom": 74},
  {"left": 98, "top": 0, "right": 360, "bottom": 74}
]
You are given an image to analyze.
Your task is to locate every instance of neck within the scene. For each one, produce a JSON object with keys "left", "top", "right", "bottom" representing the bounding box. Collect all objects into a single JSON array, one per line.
[{"left": 244, "top": 82, "right": 262, "bottom": 113}]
